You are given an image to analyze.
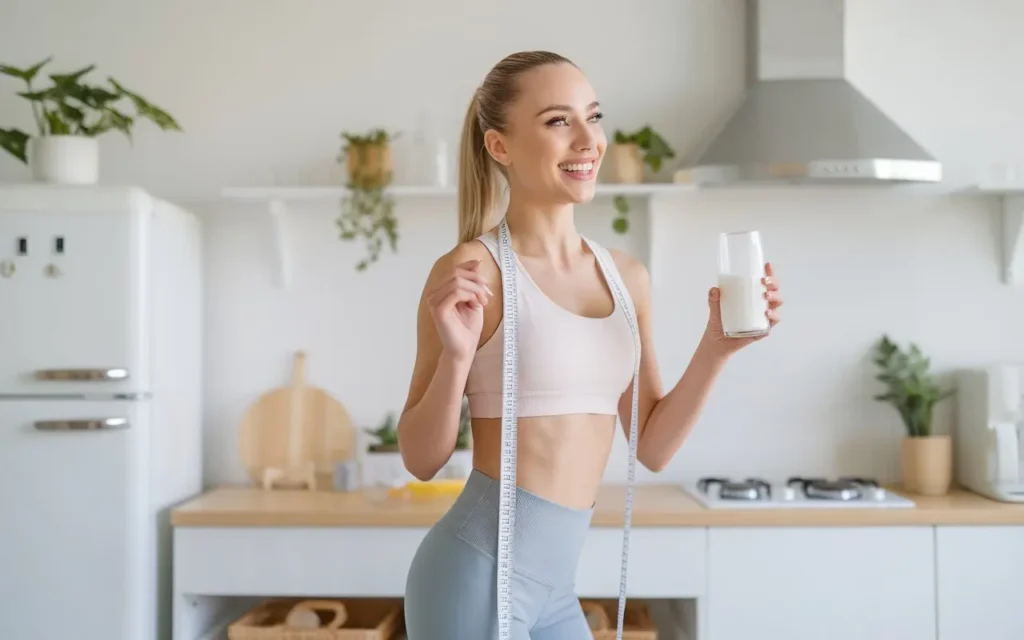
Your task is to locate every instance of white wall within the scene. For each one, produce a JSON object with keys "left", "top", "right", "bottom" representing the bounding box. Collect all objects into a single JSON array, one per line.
[{"left": 2, "top": 0, "right": 1023, "bottom": 487}]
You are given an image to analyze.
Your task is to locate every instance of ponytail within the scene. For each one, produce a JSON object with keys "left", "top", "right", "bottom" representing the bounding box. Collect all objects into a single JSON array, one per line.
[
  {"left": 457, "top": 51, "right": 575, "bottom": 245},
  {"left": 457, "top": 93, "right": 496, "bottom": 244}
]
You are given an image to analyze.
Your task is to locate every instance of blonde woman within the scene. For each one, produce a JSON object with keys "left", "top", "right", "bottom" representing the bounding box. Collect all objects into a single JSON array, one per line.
[{"left": 398, "top": 51, "right": 783, "bottom": 639}]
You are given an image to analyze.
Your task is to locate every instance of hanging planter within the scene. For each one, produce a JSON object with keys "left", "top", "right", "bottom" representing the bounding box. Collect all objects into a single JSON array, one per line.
[
  {"left": 336, "top": 129, "right": 400, "bottom": 271},
  {"left": 0, "top": 56, "right": 182, "bottom": 185}
]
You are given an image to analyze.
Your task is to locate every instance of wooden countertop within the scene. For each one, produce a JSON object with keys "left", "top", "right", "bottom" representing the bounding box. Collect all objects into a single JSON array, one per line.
[{"left": 170, "top": 483, "right": 1024, "bottom": 528}]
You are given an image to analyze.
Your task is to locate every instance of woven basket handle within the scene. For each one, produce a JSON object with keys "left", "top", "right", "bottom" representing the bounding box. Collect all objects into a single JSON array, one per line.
[{"left": 289, "top": 600, "right": 348, "bottom": 629}]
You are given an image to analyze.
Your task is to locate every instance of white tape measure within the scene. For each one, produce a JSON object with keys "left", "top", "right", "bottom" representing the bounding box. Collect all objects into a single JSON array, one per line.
[{"left": 495, "top": 219, "right": 640, "bottom": 640}]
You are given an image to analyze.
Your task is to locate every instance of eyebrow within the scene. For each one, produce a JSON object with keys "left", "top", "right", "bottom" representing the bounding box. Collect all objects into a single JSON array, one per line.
[{"left": 535, "top": 101, "right": 600, "bottom": 117}]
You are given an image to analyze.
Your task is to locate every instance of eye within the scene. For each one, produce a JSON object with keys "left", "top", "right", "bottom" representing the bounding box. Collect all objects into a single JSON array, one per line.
[{"left": 545, "top": 111, "right": 605, "bottom": 127}]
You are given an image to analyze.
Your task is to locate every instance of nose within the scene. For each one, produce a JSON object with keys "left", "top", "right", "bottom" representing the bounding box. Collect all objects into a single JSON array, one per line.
[{"left": 574, "top": 128, "right": 596, "bottom": 152}]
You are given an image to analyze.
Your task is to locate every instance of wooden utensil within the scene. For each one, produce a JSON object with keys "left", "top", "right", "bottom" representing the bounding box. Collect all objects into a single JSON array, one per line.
[{"left": 238, "top": 351, "right": 356, "bottom": 490}]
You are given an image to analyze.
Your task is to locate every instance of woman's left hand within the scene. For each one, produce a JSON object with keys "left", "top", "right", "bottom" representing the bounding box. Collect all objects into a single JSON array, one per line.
[{"left": 702, "top": 262, "right": 783, "bottom": 357}]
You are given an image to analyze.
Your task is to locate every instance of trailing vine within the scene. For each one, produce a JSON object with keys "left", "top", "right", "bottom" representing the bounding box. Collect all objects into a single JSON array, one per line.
[{"left": 336, "top": 129, "right": 399, "bottom": 271}]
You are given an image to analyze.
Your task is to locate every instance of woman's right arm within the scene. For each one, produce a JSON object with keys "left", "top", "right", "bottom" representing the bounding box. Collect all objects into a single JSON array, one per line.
[{"left": 398, "top": 243, "right": 495, "bottom": 481}]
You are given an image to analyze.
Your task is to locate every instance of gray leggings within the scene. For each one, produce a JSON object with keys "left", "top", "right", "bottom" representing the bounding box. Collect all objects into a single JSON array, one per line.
[{"left": 403, "top": 469, "right": 594, "bottom": 639}]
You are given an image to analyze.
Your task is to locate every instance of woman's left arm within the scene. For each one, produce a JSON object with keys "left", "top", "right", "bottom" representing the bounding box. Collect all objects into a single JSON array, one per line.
[{"left": 612, "top": 252, "right": 782, "bottom": 472}]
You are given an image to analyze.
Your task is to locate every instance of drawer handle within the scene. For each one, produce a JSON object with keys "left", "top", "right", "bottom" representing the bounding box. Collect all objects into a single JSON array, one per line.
[
  {"left": 35, "top": 368, "right": 129, "bottom": 381},
  {"left": 34, "top": 418, "right": 130, "bottom": 431}
]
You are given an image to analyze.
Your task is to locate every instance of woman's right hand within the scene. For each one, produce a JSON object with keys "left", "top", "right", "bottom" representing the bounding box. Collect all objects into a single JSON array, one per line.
[{"left": 427, "top": 259, "right": 493, "bottom": 362}]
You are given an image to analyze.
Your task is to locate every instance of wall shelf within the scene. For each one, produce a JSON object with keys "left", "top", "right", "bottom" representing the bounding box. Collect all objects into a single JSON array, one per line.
[
  {"left": 220, "top": 183, "right": 698, "bottom": 289},
  {"left": 972, "top": 183, "right": 1024, "bottom": 285}
]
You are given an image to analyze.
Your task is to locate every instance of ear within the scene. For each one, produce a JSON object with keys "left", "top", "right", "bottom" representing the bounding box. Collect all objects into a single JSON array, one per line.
[{"left": 483, "top": 129, "right": 511, "bottom": 167}]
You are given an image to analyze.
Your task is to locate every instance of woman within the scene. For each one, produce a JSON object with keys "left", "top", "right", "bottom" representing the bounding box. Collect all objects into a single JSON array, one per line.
[{"left": 399, "top": 51, "right": 782, "bottom": 639}]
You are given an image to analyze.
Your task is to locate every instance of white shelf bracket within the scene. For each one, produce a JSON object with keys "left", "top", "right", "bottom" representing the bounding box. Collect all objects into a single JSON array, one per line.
[
  {"left": 1003, "top": 195, "right": 1024, "bottom": 285},
  {"left": 268, "top": 198, "right": 291, "bottom": 289}
]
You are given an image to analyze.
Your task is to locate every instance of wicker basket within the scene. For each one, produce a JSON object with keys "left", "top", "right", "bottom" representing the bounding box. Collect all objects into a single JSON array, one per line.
[
  {"left": 581, "top": 599, "right": 658, "bottom": 640},
  {"left": 227, "top": 598, "right": 402, "bottom": 640}
]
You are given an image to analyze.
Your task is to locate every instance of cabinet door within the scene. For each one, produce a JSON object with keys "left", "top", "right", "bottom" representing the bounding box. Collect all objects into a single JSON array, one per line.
[
  {"left": 936, "top": 525, "right": 1024, "bottom": 640},
  {"left": 707, "top": 527, "right": 936, "bottom": 640}
]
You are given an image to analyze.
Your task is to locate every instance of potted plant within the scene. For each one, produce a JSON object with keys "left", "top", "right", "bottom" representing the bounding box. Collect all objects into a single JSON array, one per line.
[
  {"left": 605, "top": 126, "right": 675, "bottom": 234},
  {"left": 336, "top": 129, "right": 400, "bottom": 271},
  {"left": 0, "top": 57, "right": 181, "bottom": 185},
  {"left": 361, "top": 412, "right": 408, "bottom": 487},
  {"left": 871, "top": 335, "right": 956, "bottom": 495}
]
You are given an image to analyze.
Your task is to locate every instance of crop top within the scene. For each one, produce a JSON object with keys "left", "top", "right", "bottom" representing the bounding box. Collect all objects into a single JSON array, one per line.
[{"left": 463, "top": 230, "right": 636, "bottom": 418}]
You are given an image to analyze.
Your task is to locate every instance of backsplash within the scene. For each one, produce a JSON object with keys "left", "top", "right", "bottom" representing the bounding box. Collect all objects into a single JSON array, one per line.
[{"left": 199, "top": 187, "right": 1024, "bottom": 487}]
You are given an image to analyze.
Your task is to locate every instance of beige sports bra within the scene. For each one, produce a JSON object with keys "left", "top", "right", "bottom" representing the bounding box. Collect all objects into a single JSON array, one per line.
[{"left": 464, "top": 228, "right": 635, "bottom": 418}]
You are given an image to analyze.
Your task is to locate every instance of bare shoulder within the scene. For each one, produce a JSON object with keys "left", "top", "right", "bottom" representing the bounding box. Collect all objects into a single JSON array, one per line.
[
  {"left": 606, "top": 247, "right": 651, "bottom": 301},
  {"left": 421, "top": 236, "right": 498, "bottom": 291}
]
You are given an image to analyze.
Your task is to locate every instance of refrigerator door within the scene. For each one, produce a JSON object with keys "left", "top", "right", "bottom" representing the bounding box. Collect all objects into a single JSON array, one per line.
[
  {"left": 0, "top": 207, "right": 148, "bottom": 396},
  {"left": 0, "top": 398, "right": 148, "bottom": 640}
]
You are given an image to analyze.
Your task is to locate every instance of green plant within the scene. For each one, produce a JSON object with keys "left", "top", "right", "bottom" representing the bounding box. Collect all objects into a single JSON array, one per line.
[
  {"left": 456, "top": 397, "right": 472, "bottom": 450},
  {"left": 365, "top": 412, "right": 399, "bottom": 453},
  {"left": 0, "top": 57, "right": 182, "bottom": 164},
  {"left": 871, "top": 335, "right": 954, "bottom": 437},
  {"left": 609, "top": 126, "right": 676, "bottom": 234},
  {"left": 336, "top": 129, "right": 400, "bottom": 271}
]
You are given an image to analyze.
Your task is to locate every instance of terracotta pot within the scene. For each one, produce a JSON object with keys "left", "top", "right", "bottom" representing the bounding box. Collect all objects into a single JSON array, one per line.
[
  {"left": 606, "top": 143, "right": 644, "bottom": 183},
  {"left": 900, "top": 435, "right": 952, "bottom": 495},
  {"left": 346, "top": 143, "right": 393, "bottom": 188}
]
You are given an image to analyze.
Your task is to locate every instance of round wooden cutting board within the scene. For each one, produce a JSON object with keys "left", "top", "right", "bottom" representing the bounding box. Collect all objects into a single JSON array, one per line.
[{"left": 238, "top": 351, "right": 356, "bottom": 490}]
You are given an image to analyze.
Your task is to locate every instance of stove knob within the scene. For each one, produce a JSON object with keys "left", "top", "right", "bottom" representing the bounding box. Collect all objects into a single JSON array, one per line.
[
  {"left": 783, "top": 486, "right": 796, "bottom": 501},
  {"left": 872, "top": 488, "right": 886, "bottom": 501}
]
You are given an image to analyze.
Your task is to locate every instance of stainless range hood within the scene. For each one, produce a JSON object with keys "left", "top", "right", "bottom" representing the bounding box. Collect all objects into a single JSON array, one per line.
[{"left": 683, "top": 0, "right": 942, "bottom": 185}]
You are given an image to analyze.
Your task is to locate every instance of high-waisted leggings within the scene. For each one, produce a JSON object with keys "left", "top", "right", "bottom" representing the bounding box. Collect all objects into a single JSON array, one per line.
[{"left": 403, "top": 469, "right": 594, "bottom": 639}]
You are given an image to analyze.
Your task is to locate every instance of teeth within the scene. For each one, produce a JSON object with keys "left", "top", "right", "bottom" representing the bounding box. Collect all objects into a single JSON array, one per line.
[{"left": 559, "top": 162, "right": 594, "bottom": 172}]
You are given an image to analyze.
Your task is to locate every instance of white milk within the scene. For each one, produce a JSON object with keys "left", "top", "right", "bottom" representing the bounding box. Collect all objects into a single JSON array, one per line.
[{"left": 717, "top": 273, "right": 769, "bottom": 337}]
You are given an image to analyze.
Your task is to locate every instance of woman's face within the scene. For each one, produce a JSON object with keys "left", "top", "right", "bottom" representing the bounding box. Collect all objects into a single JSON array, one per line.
[{"left": 485, "top": 62, "right": 607, "bottom": 205}]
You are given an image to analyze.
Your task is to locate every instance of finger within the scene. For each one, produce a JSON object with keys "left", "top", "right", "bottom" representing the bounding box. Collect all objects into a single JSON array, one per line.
[
  {"left": 437, "top": 287, "right": 482, "bottom": 312},
  {"left": 708, "top": 286, "right": 720, "bottom": 303},
  {"left": 434, "top": 275, "right": 491, "bottom": 303},
  {"left": 430, "top": 280, "right": 485, "bottom": 310},
  {"left": 764, "top": 291, "right": 784, "bottom": 308},
  {"left": 766, "top": 309, "right": 780, "bottom": 325},
  {"left": 457, "top": 259, "right": 482, "bottom": 271},
  {"left": 764, "top": 262, "right": 774, "bottom": 278},
  {"left": 455, "top": 268, "right": 494, "bottom": 295}
]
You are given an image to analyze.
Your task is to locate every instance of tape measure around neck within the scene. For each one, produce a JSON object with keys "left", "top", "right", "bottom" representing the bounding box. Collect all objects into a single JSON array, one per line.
[{"left": 495, "top": 219, "right": 641, "bottom": 640}]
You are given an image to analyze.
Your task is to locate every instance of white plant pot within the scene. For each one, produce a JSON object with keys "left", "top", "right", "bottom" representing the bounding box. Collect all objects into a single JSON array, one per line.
[
  {"left": 360, "top": 448, "right": 475, "bottom": 487},
  {"left": 29, "top": 136, "right": 100, "bottom": 185},
  {"left": 361, "top": 450, "right": 413, "bottom": 488},
  {"left": 441, "top": 449, "right": 473, "bottom": 479}
]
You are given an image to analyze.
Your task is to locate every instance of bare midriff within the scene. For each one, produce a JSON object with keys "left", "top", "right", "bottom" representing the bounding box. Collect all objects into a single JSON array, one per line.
[{"left": 470, "top": 414, "right": 617, "bottom": 510}]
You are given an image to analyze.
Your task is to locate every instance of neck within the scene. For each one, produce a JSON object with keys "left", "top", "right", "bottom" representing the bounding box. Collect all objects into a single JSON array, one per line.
[{"left": 503, "top": 191, "right": 582, "bottom": 264}]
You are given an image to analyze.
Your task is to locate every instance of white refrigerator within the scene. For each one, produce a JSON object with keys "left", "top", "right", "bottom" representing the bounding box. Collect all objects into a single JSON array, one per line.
[{"left": 0, "top": 185, "right": 204, "bottom": 640}]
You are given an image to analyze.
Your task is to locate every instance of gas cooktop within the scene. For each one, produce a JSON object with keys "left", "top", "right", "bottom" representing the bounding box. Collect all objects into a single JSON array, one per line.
[{"left": 682, "top": 476, "right": 916, "bottom": 509}]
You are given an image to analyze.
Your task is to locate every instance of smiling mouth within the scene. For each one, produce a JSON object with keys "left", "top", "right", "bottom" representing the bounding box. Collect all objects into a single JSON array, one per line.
[{"left": 558, "top": 162, "right": 595, "bottom": 173}]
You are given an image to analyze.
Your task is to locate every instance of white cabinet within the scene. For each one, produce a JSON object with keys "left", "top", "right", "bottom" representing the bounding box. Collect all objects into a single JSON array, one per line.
[
  {"left": 936, "top": 525, "right": 1024, "bottom": 640},
  {"left": 706, "top": 527, "right": 936, "bottom": 640}
]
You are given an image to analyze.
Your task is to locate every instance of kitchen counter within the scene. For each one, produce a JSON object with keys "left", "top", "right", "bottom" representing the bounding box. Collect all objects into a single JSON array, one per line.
[
  {"left": 170, "top": 483, "right": 1024, "bottom": 640},
  {"left": 170, "top": 482, "right": 1024, "bottom": 528}
]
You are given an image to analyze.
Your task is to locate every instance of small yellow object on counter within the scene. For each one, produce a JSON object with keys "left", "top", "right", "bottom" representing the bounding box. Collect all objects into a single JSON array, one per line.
[{"left": 387, "top": 478, "right": 467, "bottom": 499}]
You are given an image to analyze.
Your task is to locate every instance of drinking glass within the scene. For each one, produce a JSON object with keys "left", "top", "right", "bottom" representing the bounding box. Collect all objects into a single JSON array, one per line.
[{"left": 717, "top": 230, "right": 769, "bottom": 338}]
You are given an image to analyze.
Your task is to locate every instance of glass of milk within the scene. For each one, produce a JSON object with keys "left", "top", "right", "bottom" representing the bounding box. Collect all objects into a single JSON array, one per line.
[{"left": 717, "top": 230, "right": 769, "bottom": 338}]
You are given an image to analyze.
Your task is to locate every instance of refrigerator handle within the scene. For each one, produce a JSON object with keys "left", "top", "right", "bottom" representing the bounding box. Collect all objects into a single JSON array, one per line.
[
  {"left": 34, "top": 368, "right": 129, "bottom": 381},
  {"left": 34, "top": 418, "right": 130, "bottom": 431}
]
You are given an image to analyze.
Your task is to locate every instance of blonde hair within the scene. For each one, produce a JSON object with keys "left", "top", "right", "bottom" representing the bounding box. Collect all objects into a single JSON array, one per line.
[{"left": 457, "top": 51, "right": 574, "bottom": 244}]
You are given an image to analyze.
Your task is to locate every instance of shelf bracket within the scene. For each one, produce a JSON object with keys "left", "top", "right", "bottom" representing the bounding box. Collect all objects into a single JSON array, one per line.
[
  {"left": 268, "top": 198, "right": 291, "bottom": 289},
  {"left": 1002, "top": 195, "right": 1024, "bottom": 285}
]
